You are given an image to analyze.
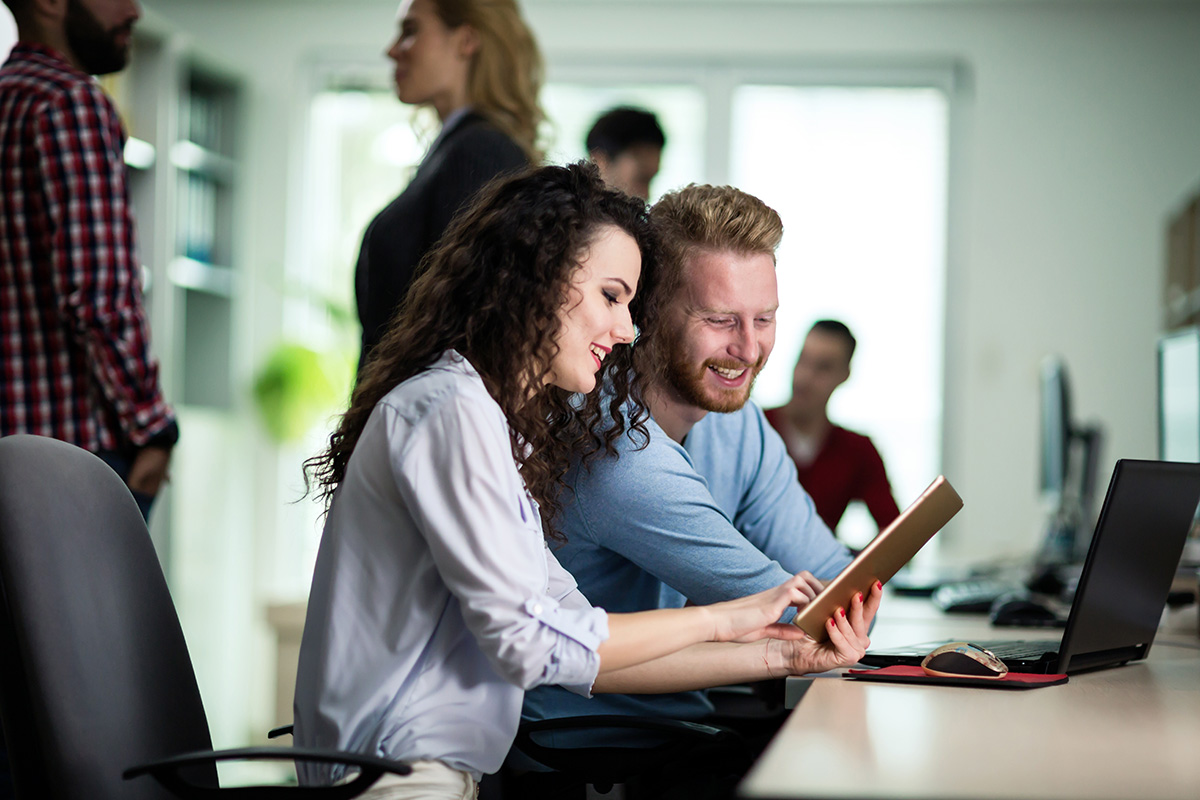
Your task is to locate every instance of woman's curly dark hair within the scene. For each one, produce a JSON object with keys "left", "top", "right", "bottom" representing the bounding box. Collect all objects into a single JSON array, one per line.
[{"left": 304, "top": 161, "right": 660, "bottom": 539}]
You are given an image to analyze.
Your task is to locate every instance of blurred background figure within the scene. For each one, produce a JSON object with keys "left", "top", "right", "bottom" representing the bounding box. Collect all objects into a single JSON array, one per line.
[
  {"left": 585, "top": 104, "right": 664, "bottom": 200},
  {"left": 355, "top": 0, "right": 544, "bottom": 368},
  {"left": 2, "top": 0, "right": 176, "bottom": 792},
  {"left": 764, "top": 320, "right": 901, "bottom": 538},
  {"left": 0, "top": 0, "right": 178, "bottom": 524}
]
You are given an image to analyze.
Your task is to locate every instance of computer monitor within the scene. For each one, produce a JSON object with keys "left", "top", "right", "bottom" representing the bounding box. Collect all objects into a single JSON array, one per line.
[
  {"left": 1036, "top": 355, "right": 1103, "bottom": 567},
  {"left": 1158, "top": 327, "right": 1200, "bottom": 463},
  {"left": 1040, "top": 356, "right": 1071, "bottom": 502},
  {"left": 1157, "top": 328, "right": 1200, "bottom": 567}
]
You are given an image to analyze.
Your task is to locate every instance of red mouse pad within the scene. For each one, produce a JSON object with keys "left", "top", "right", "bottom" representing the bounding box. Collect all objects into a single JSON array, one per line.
[{"left": 847, "top": 665, "right": 1068, "bottom": 689}]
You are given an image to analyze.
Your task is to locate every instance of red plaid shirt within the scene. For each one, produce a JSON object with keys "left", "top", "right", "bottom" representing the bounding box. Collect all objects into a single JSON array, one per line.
[{"left": 1, "top": 43, "right": 175, "bottom": 453}]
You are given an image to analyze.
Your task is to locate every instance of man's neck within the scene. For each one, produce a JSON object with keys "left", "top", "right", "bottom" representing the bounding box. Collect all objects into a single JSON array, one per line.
[
  {"left": 786, "top": 401, "right": 831, "bottom": 439},
  {"left": 16, "top": 24, "right": 80, "bottom": 73},
  {"left": 647, "top": 382, "right": 708, "bottom": 444}
]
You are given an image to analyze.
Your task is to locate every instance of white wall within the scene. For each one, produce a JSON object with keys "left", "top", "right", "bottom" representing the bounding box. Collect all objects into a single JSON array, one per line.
[
  {"left": 138, "top": 0, "right": 1200, "bottom": 739},
  {"left": 1, "top": 5, "right": 15, "bottom": 59}
]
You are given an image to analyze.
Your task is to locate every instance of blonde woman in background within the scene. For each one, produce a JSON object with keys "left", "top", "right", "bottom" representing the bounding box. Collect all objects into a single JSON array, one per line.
[{"left": 354, "top": 0, "right": 544, "bottom": 369}]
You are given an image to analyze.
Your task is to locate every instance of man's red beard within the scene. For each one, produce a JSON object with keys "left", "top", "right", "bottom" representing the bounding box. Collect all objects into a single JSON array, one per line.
[{"left": 662, "top": 340, "right": 765, "bottom": 414}]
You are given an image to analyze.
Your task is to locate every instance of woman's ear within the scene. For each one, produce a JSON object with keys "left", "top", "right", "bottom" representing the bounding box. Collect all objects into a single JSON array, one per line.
[{"left": 456, "top": 25, "right": 480, "bottom": 60}]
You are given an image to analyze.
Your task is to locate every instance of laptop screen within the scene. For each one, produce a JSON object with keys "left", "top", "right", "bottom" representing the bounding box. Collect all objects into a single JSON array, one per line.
[
  {"left": 861, "top": 459, "right": 1200, "bottom": 674},
  {"left": 1058, "top": 459, "right": 1200, "bottom": 672}
]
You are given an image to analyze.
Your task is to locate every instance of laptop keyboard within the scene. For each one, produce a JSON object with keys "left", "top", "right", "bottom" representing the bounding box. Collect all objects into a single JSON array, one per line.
[
  {"left": 973, "top": 640, "right": 1060, "bottom": 661},
  {"left": 862, "top": 638, "right": 1059, "bottom": 663}
]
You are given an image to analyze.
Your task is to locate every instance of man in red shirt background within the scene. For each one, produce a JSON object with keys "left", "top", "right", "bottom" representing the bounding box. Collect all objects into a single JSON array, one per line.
[{"left": 764, "top": 319, "right": 899, "bottom": 540}]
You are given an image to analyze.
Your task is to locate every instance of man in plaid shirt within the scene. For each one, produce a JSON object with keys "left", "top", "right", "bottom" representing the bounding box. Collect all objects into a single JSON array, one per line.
[{"left": 0, "top": 0, "right": 176, "bottom": 523}]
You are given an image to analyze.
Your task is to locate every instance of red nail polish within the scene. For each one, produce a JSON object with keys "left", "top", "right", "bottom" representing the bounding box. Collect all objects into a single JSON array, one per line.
[
  {"left": 875, "top": 581, "right": 882, "bottom": 590},
  {"left": 839, "top": 607, "right": 846, "bottom": 617},
  {"left": 856, "top": 592, "right": 863, "bottom": 603}
]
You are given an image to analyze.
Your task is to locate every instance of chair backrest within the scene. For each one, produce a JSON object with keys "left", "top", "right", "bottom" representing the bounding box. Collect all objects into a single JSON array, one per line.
[{"left": 0, "top": 435, "right": 217, "bottom": 799}]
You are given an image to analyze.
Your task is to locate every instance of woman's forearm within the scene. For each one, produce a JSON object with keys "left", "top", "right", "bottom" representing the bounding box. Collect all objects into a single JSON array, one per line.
[
  {"left": 594, "top": 640, "right": 785, "bottom": 694},
  {"left": 595, "top": 607, "right": 718, "bottom": 673},
  {"left": 591, "top": 583, "right": 882, "bottom": 693},
  {"left": 594, "top": 573, "right": 822, "bottom": 674}
]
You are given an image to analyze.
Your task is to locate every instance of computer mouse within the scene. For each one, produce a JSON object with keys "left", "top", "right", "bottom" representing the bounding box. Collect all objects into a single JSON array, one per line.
[
  {"left": 920, "top": 642, "right": 1008, "bottom": 679},
  {"left": 988, "top": 592, "right": 1062, "bottom": 627}
]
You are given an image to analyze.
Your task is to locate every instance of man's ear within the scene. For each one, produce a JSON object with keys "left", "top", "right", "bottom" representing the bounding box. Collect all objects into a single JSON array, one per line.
[
  {"left": 29, "top": 0, "right": 66, "bottom": 19},
  {"left": 14, "top": 0, "right": 69, "bottom": 45},
  {"left": 591, "top": 151, "right": 613, "bottom": 179}
]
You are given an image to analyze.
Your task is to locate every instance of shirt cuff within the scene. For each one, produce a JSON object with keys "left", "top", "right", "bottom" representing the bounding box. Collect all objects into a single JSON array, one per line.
[
  {"left": 142, "top": 418, "right": 179, "bottom": 449},
  {"left": 522, "top": 596, "right": 609, "bottom": 695}
]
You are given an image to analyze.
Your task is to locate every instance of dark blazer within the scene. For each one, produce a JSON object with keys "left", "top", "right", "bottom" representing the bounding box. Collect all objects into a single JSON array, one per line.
[{"left": 354, "top": 111, "right": 528, "bottom": 365}]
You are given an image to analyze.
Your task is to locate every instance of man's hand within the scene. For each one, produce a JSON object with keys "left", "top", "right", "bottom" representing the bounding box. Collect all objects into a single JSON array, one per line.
[{"left": 126, "top": 445, "right": 172, "bottom": 496}]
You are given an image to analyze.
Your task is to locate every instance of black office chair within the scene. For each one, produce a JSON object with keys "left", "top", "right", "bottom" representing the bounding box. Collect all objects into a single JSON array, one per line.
[
  {"left": 499, "top": 713, "right": 756, "bottom": 799},
  {"left": 0, "top": 434, "right": 410, "bottom": 799}
]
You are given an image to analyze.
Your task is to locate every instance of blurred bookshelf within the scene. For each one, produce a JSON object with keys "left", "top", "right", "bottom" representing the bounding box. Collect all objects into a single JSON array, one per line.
[
  {"left": 101, "top": 31, "right": 243, "bottom": 412},
  {"left": 97, "top": 28, "right": 247, "bottom": 573},
  {"left": 104, "top": 25, "right": 264, "bottom": 750},
  {"left": 1165, "top": 188, "right": 1200, "bottom": 331},
  {"left": 174, "top": 61, "right": 241, "bottom": 410}
]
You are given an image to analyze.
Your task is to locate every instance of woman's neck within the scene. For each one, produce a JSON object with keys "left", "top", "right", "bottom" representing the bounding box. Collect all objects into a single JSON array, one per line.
[{"left": 432, "top": 92, "right": 471, "bottom": 124}]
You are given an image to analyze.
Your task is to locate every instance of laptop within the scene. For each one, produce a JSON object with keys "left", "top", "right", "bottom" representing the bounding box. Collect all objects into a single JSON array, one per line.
[{"left": 860, "top": 459, "right": 1200, "bottom": 675}]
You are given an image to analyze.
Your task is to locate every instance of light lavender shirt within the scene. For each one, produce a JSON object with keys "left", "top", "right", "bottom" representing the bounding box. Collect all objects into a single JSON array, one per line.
[{"left": 293, "top": 351, "right": 608, "bottom": 783}]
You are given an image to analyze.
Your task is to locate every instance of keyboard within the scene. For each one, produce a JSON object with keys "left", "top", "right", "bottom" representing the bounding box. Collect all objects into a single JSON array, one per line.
[
  {"left": 931, "top": 578, "right": 1025, "bottom": 613},
  {"left": 976, "top": 640, "right": 1061, "bottom": 660},
  {"left": 864, "top": 638, "right": 1059, "bottom": 660}
]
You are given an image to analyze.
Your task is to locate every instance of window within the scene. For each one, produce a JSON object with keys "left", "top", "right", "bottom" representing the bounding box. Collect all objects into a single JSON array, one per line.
[{"left": 731, "top": 84, "right": 949, "bottom": 546}]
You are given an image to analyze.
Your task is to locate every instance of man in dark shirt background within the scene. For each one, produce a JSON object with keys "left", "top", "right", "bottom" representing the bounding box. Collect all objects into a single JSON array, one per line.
[{"left": 585, "top": 105, "right": 664, "bottom": 201}]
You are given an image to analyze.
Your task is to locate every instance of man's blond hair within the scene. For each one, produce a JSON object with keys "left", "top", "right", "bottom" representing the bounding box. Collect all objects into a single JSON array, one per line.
[
  {"left": 635, "top": 184, "right": 783, "bottom": 379},
  {"left": 651, "top": 183, "right": 783, "bottom": 267}
]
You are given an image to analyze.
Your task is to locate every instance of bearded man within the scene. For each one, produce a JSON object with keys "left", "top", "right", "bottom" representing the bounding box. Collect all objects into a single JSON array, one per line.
[{"left": 0, "top": 0, "right": 177, "bottom": 524}]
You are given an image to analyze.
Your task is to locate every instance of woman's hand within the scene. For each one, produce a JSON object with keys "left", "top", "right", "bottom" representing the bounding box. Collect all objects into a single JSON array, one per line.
[
  {"left": 773, "top": 580, "right": 884, "bottom": 674},
  {"left": 704, "top": 571, "right": 825, "bottom": 644}
]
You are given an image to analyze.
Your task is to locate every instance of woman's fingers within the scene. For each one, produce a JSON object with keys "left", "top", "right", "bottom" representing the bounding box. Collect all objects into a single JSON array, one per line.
[
  {"left": 761, "top": 621, "right": 810, "bottom": 641},
  {"left": 863, "top": 580, "right": 884, "bottom": 625},
  {"left": 823, "top": 614, "right": 852, "bottom": 663},
  {"left": 797, "top": 571, "right": 824, "bottom": 599},
  {"left": 778, "top": 571, "right": 822, "bottom": 612},
  {"left": 719, "top": 571, "right": 870, "bottom": 645},
  {"left": 825, "top": 601, "right": 869, "bottom": 663},
  {"left": 772, "top": 575, "right": 816, "bottom": 614},
  {"left": 846, "top": 591, "right": 867, "bottom": 642},
  {"left": 715, "top": 578, "right": 811, "bottom": 643}
]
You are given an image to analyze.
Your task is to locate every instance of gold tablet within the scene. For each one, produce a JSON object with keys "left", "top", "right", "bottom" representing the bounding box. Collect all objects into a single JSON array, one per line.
[{"left": 792, "top": 475, "right": 963, "bottom": 642}]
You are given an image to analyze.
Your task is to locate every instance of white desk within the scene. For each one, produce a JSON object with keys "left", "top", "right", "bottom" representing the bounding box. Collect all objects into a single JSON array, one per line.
[{"left": 740, "top": 595, "right": 1200, "bottom": 800}]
